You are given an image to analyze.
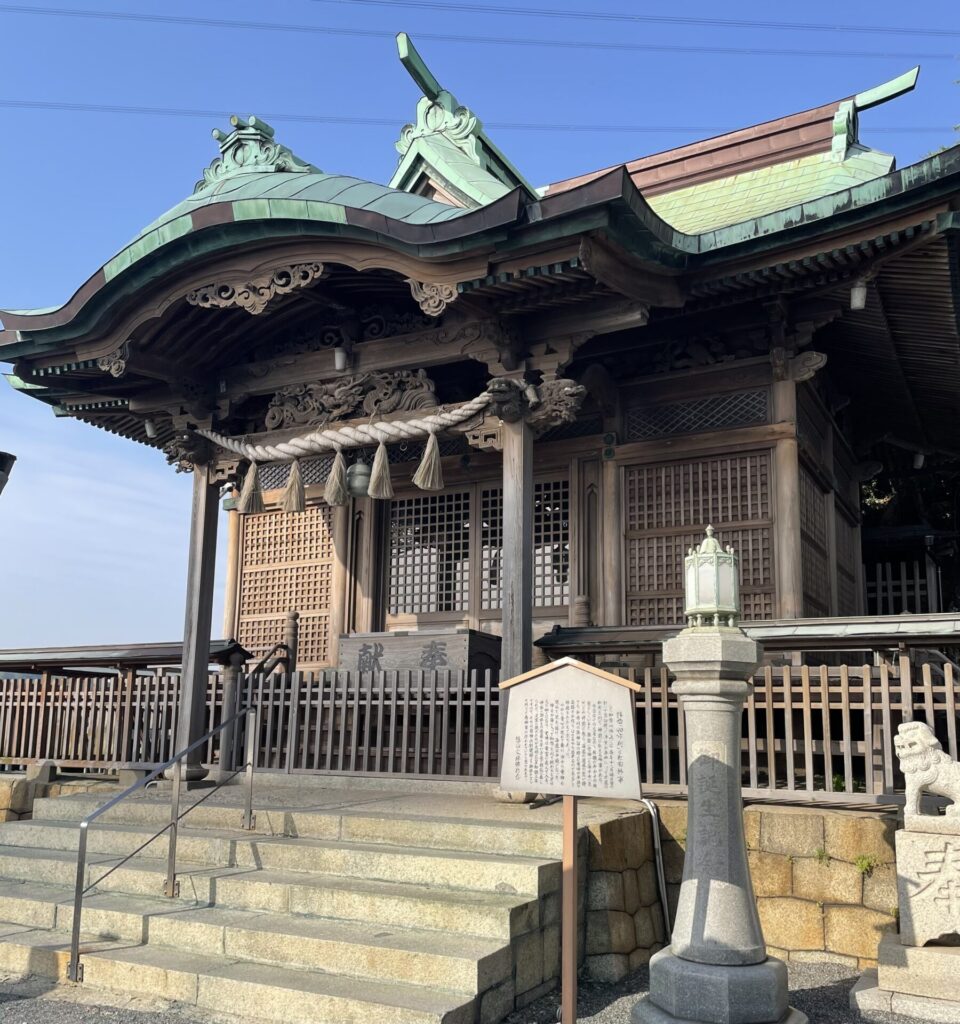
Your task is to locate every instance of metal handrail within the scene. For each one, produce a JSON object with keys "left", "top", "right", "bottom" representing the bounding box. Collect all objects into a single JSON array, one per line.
[
  {"left": 66, "top": 704, "right": 258, "bottom": 983},
  {"left": 250, "top": 642, "right": 291, "bottom": 676}
]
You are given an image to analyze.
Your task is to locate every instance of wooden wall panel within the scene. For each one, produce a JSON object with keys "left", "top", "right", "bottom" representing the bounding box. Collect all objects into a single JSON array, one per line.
[
  {"left": 835, "top": 509, "right": 860, "bottom": 616},
  {"left": 237, "top": 504, "right": 335, "bottom": 668},
  {"left": 799, "top": 466, "right": 830, "bottom": 617}
]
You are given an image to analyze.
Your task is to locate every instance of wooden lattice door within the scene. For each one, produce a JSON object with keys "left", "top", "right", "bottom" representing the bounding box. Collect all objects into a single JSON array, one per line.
[
  {"left": 623, "top": 451, "right": 775, "bottom": 625},
  {"left": 236, "top": 504, "right": 336, "bottom": 668},
  {"left": 385, "top": 478, "right": 570, "bottom": 629}
]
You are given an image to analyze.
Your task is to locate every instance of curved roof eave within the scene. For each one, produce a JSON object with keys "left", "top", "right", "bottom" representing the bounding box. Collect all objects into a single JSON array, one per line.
[
  {"left": 0, "top": 188, "right": 525, "bottom": 349},
  {"left": 3, "top": 140, "right": 960, "bottom": 355},
  {"left": 534, "top": 141, "right": 960, "bottom": 268}
]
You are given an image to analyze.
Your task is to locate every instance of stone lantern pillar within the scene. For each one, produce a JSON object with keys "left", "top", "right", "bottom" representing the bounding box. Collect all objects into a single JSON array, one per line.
[{"left": 633, "top": 527, "right": 806, "bottom": 1024}]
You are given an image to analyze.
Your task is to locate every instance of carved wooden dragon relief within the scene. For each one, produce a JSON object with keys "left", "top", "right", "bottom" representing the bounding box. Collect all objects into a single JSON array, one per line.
[{"left": 264, "top": 369, "right": 438, "bottom": 429}]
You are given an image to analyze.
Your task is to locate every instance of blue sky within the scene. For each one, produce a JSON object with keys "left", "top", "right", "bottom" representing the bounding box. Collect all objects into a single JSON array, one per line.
[{"left": 0, "top": 0, "right": 957, "bottom": 646}]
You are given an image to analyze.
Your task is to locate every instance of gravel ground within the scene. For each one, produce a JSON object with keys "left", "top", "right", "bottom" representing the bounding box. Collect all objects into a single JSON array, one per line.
[
  {"left": 501, "top": 963, "right": 910, "bottom": 1024},
  {"left": 0, "top": 965, "right": 926, "bottom": 1023}
]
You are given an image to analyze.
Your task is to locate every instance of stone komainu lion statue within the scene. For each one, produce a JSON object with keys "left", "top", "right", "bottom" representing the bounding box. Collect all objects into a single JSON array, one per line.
[{"left": 894, "top": 721, "right": 960, "bottom": 817}]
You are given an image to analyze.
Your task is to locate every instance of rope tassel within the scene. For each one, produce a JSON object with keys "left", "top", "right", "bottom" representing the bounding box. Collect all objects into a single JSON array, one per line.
[
  {"left": 323, "top": 449, "right": 348, "bottom": 506},
  {"left": 281, "top": 459, "right": 305, "bottom": 513},
  {"left": 237, "top": 462, "right": 264, "bottom": 515},
  {"left": 412, "top": 431, "right": 444, "bottom": 491},
  {"left": 368, "top": 440, "right": 394, "bottom": 499}
]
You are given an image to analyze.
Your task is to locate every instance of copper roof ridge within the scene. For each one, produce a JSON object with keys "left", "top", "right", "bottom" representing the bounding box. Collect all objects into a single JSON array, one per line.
[{"left": 544, "top": 67, "right": 919, "bottom": 200}]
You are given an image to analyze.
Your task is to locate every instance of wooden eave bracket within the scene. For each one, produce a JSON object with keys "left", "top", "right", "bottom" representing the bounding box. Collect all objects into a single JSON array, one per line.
[
  {"left": 578, "top": 237, "right": 685, "bottom": 308},
  {"left": 689, "top": 214, "right": 942, "bottom": 299}
]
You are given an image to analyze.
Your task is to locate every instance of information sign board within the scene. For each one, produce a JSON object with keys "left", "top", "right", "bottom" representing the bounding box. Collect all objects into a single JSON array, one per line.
[{"left": 499, "top": 657, "right": 642, "bottom": 799}]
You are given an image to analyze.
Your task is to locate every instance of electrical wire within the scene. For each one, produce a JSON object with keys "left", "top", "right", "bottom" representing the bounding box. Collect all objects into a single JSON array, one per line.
[
  {"left": 310, "top": 0, "right": 960, "bottom": 40},
  {"left": 0, "top": 4, "right": 956, "bottom": 60},
  {"left": 0, "top": 96, "right": 951, "bottom": 136}
]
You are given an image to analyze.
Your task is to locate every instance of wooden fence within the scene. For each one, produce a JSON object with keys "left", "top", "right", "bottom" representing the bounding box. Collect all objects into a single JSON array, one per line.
[
  {"left": 1, "top": 662, "right": 957, "bottom": 806},
  {"left": 865, "top": 557, "right": 939, "bottom": 615}
]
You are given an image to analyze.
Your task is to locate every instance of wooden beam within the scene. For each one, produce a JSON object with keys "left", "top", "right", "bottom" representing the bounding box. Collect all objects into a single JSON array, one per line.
[
  {"left": 579, "top": 237, "right": 685, "bottom": 307},
  {"left": 501, "top": 418, "right": 534, "bottom": 679},
  {"left": 219, "top": 317, "right": 505, "bottom": 397},
  {"left": 329, "top": 504, "right": 350, "bottom": 666},
  {"left": 772, "top": 381, "right": 804, "bottom": 619},
  {"left": 601, "top": 458, "right": 623, "bottom": 625},
  {"left": 524, "top": 296, "right": 650, "bottom": 343},
  {"left": 222, "top": 502, "right": 241, "bottom": 640},
  {"left": 175, "top": 464, "right": 220, "bottom": 777}
]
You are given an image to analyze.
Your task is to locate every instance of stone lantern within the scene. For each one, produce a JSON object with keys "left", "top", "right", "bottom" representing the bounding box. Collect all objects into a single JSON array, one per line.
[{"left": 633, "top": 527, "right": 806, "bottom": 1024}]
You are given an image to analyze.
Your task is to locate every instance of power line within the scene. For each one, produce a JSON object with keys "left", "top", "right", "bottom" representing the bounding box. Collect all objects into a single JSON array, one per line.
[
  {"left": 0, "top": 97, "right": 952, "bottom": 137},
  {"left": 0, "top": 4, "right": 955, "bottom": 60},
  {"left": 311, "top": 0, "right": 960, "bottom": 40}
]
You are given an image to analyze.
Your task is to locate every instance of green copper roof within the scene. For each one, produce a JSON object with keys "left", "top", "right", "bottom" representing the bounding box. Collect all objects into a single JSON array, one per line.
[
  {"left": 388, "top": 33, "right": 537, "bottom": 208},
  {"left": 111, "top": 113, "right": 470, "bottom": 285},
  {"left": 113, "top": 168, "right": 469, "bottom": 285},
  {"left": 35, "top": 112, "right": 476, "bottom": 299},
  {"left": 649, "top": 144, "right": 895, "bottom": 234}
]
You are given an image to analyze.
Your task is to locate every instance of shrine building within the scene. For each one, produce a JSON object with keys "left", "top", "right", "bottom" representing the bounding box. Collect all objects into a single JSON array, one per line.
[{"left": 3, "top": 38, "right": 960, "bottom": 749}]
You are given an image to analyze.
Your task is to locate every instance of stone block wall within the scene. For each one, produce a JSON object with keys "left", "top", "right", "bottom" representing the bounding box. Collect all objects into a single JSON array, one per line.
[
  {"left": 583, "top": 809, "right": 666, "bottom": 982},
  {"left": 657, "top": 800, "right": 899, "bottom": 969},
  {"left": 0, "top": 774, "right": 115, "bottom": 821}
]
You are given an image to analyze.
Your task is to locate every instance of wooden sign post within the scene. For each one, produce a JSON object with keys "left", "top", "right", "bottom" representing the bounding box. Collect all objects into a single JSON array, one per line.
[{"left": 499, "top": 657, "right": 642, "bottom": 1024}]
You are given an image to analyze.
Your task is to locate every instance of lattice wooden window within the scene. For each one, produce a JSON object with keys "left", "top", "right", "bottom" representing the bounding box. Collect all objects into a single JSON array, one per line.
[
  {"left": 388, "top": 492, "right": 471, "bottom": 615},
  {"left": 534, "top": 480, "right": 570, "bottom": 608},
  {"left": 624, "top": 453, "right": 774, "bottom": 626},
  {"left": 258, "top": 456, "right": 334, "bottom": 491},
  {"left": 479, "top": 480, "right": 570, "bottom": 610},
  {"left": 480, "top": 488, "right": 503, "bottom": 611},
  {"left": 800, "top": 467, "right": 830, "bottom": 617},
  {"left": 237, "top": 504, "right": 335, "bottom": 666},
  {"left": 624, "top": 390, "right": 768, "bottom": 442}
]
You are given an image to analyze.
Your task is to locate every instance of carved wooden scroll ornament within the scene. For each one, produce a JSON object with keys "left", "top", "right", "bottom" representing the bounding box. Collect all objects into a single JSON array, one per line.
[{"left": 186, "top": 263, "right": 325, "bottom": 316}]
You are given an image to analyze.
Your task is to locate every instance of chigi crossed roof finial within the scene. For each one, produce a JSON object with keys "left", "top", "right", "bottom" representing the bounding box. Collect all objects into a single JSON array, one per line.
[{"left": 194, "top": 114, "right": 319, "bottom": 194}]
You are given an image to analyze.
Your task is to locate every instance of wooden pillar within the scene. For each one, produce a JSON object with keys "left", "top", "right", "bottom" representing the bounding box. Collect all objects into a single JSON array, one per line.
[
  {"left": 222, "top": 503, "right": 241, "bottom": 640},
  {"left": 283, "top": 610, "right": 300, "bottom": 673},
  {"left": 772, "top": 380, "right": 803, "bottom": 619},
  {"left": 854, "top": 522, "right": 866, "bottom": 615},
  {"left": 501, "top": 418, "right": 533, "bottom": 679},
  {"left": 351, "top": 497, "right": 380, "bottom": 634},
  {"left": 175, "top": 464, "right": 220, "bottom": 774},
  {"left": 600, "top": 457, "right": 623, "bottom": 626},
  {"left": 823, "top": 424, "right": 839, "bottom": 616},
  {"left": 217, "top": 650, "right": 245, "bottom": 780},
  {"left": 329, "top": 504, "right": 350, "bottom": 666}
]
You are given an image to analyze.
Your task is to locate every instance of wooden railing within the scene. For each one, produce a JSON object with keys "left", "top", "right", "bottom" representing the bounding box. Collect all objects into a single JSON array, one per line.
[
  {"left": 0, "top": 672, "right": 226, "bottom": 770},
  {"left": 624, "top": 661, "right": 959, "bottom": 803},
  {"left": 1, "top": 662, "right": 958, "bottom": 805},
  {"left": 242, "top": 670, "right": 499, "bottom": 779},
  {"left": 865, "top": 557, "right": 939, "bottom": 615}
]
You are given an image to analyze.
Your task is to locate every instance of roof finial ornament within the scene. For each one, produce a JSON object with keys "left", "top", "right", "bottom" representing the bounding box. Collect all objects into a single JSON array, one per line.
[
  {"left": 194, "top": 114, "right": 319, "bottom": 194},
  {"left": 390, "top": 33, "right": 537, "bottom": 206}
]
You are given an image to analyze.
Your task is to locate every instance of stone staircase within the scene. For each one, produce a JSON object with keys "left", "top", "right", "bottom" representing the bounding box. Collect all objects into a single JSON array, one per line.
[{"left": 0, "top": 787, "right": 570, "bottom": 1023}]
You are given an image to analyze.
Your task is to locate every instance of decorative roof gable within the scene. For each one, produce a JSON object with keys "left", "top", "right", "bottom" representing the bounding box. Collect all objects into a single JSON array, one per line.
[
  {"left": 389, "top": 33, "right": 537, "bottom": 209},
  {"left": 195, "top": 115, "right": 319, "bottom": 193}
]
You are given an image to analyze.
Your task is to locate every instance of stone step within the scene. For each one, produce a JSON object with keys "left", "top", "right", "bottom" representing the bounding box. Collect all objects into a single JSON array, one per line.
[
  {"left": 32, "top": 794, "right": 300, "bottom": 837},
  {"left": 147, "top": 904, "right": 509, "bottom": 993},
  {"left": 214, "top": 867, "right": 543, "bottom": 939},
  {"left": 0, "top": 926, "right": 476, "bottom": 1024},
  {"left": 32, "top": 794, "right": 565, "bottom": 858},
  {"left": 0, "top": 844, "right": 245, "bottom": 900},
  {"left": 0, "top": 820, "right": 558, "bottom": 895},
  {"left": 0, "top": 879, "right": 509, "bottom": 994},
  {"left": 0, "top": 849, "right": 542, "bottom": 941}
]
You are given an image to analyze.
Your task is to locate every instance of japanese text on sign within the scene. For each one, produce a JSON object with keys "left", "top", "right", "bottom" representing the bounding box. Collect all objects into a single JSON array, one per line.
[{"left": 499, "top": 662, "right": 642, "bottom": 799}]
